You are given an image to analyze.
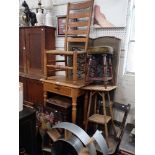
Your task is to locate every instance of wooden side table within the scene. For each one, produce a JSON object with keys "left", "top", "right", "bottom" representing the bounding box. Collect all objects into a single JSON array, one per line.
[
  {"left": 119, "top": 123, "right": 135, "bottom": 155},
  {"left": 41, "top": 76, "right": 86, "bottom": 123}
]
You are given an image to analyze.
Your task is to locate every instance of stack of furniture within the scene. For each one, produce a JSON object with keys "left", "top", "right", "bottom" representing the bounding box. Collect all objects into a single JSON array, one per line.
[
  {"left": 41, "top": 0, "right": 94, "bottom": 124},
  {"left": 19, "top": 26, "right": 56, "bottom": 106},
  {"left": 81, "top": 37, "right": 121, "bottom": 153},
  {"left": 45, "top": 0, "right": 94, "bottom": 81}
]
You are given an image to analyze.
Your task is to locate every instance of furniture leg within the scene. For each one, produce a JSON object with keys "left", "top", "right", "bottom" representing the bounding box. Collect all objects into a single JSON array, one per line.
[
  {"left": 107, "top": 92, "right": 117, "bottom": 137},
  {"left": 72, "top": 95, "right": 77, "bottom": 123},
  {"left": 85, "top": 91, "right": 93, "bottom": 131},
  {"left": 83, "top": 91, "right": 89, "bottom": 126},
  {"left": 73, "top": 51, "right": 78, "bottom": 81},
  {"left": 102, "top": 92, "right": 109, "bottom": 147}
]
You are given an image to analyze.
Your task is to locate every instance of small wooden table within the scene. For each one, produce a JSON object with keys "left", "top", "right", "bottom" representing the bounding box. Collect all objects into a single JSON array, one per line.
[
  {"left": 82, "top": 85, "right": 117, "bottom": 147},
  {"left": 41, "top": 76, "right": 86, "bottom": 123}
]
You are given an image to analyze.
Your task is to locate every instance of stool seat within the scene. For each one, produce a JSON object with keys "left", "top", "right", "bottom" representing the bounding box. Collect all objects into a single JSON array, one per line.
[
  {"left": 88, "top": 114, "right": 111, "bottom": 124},
  {"left": 87, "top": 46, "right": 113, "bottom": 54}
]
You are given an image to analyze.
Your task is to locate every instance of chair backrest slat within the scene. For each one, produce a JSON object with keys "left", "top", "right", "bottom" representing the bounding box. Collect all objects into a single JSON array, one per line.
[
  {"left": 69, "top": 1, "right": 93, "bottom": 10},
  {"left": 68, "top": 21, "right": 89, "bottom": 28},
  {"left": 64, "top": 0, "right": 94, "bottom": 51},
  {"left": 67, "top": 37, "right": 87, "bottom": 43},
  {"left": 67, "top": 29, "right": 88, "bottom": 35},
  {"left": 69, "top": 12, "right": 90, "bottom": 19}
]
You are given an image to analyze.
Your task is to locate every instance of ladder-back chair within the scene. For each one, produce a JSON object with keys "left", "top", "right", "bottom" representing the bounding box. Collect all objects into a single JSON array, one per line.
[{"left": 45, "top": 0, "right": 94, "bottom": 81}]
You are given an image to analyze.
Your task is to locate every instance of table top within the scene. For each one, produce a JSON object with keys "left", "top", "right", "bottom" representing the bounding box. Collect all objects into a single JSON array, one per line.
[
  {"left": 19, "top": 107, "right": 36, "bottom": 121},
  {"left": 119, "top": 123, "right": 135, "bottom": 154},
  {"left": 41, "top": 76, "right": 86, "bottom": 88},
  {"left": 82, "top": 85, "right": 117, "bottom": 91}
]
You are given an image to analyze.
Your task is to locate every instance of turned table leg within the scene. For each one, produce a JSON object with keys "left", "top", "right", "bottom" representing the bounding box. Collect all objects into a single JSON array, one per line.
[{"left": 72, "top": 95, "right": 77, "bottom": 123}]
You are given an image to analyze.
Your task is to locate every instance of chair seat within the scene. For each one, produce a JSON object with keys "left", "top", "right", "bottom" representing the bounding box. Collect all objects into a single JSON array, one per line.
[
  {"left": 46, "top": 50, "right": 86, "bottom": 55},
  {"left": 88, "top": 114, "right": 111, "bottom": 124}
]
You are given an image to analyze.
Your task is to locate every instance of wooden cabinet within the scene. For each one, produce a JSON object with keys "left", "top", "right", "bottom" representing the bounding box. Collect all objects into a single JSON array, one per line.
[
  {"left": 19, "top": 76, "right": 44, "bottom": 105},
  {"left": 19, "top": 26, "right": 55, "bottom": 78},
  {"left": 19, "top": 26, "right": 56, "bottom": 105}
]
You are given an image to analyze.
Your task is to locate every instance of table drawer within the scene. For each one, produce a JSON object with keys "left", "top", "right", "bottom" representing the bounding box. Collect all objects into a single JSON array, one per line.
[{"left": 44, "top": 82, "right": 71, "bottom": 96}]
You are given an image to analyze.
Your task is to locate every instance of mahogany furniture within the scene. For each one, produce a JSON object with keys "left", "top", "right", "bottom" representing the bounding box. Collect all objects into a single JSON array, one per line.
[
  {"left": 41, "top": 76, "right": 85, "bottom": 123},
  {"left": 19, "top": 26, "right": 55, "bottom": 105},
  {"left": 45, "top": 0, "right": 94, "bottom": 81}
]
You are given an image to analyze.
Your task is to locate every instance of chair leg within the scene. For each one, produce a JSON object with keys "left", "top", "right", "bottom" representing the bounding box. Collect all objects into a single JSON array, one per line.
[
  {"left": 73, "top": 52, "right": 78, "bottom": 81},
  {"left": 85, "top": 91, "right": 93, "bottom": 132}
]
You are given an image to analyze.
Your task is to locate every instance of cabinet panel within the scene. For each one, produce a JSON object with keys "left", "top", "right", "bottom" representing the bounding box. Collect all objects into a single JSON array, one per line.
[
  {"left": 26, "top": 78, "right": 43, "bottom": 105},
  {"left": 19, "top": 76, "right": 44, "bottom": 105},
  {"left": 19, "top": 28, "right": 26, "bottom": 73},
  {"left": 25, "top": 28, "right": 44, "bottom": 77}
]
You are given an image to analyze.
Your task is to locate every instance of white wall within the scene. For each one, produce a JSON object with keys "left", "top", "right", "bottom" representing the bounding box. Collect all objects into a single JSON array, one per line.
[{"left": 20, "top": 0, "right": 135, "bottom": 123}]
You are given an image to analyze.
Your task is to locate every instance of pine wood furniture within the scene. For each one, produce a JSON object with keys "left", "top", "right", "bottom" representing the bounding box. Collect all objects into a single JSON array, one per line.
[
  {"left": 19, "top": 26, "right": 55, "bottom": 105},
  {"left": 45, "top": 0, "right": 94, "bottom": 81},
  {"left": 82, "top": 85, "right": 117, "bottom": 147},
  {"left": 41, "top": 76, "right": 85, "bottom": 123}
]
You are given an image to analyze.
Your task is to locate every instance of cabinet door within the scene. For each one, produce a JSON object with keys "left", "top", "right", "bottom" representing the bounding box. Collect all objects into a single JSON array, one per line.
[
  {"left": 19, "top": 28, "right": 27, "bottom": 73},
  {"left": 26, "top": 78, "right": 43, "bottom": 105},
  {"left": 25, "top": 28, "right": 45, "bottom": 78}
]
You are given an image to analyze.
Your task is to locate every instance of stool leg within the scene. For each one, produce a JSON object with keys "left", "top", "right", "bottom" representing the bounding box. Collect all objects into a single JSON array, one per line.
[
  {"left": 103, "top": 54, "right": 107, "bottom": 88},
  {"left": 94, "top": 93, "right": 98, "bottom": 131},
  {"left": 102, "top": 92, "right": 109, "bottom": 147},
  {"left": 107, "top": 92, "right": 117, "bottom": 137},
  {"left": 109, "top": 56, "right": 114, "bottom": 85},
  {"left": 94, "top": 93, "right": 98, "bottom": 114},
  {"left": 83, "top": 91, "right": 89, "bottom": 126},
  {"left": 85, "top": 91, "right": 93, "bottom": 132}
]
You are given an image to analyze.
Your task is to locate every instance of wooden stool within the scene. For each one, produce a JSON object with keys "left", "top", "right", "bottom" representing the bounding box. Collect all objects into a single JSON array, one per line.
[
  {"left": 82, "top": 85, "right": 117, "bottom": 147},
  {"left": 85, "top": 46, "right": 114, "bottom": 87}
]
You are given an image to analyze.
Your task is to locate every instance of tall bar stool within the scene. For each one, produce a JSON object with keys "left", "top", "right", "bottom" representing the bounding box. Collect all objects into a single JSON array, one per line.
[{"left": 82, "top": 85, "right": 117, "bottom": 147}]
